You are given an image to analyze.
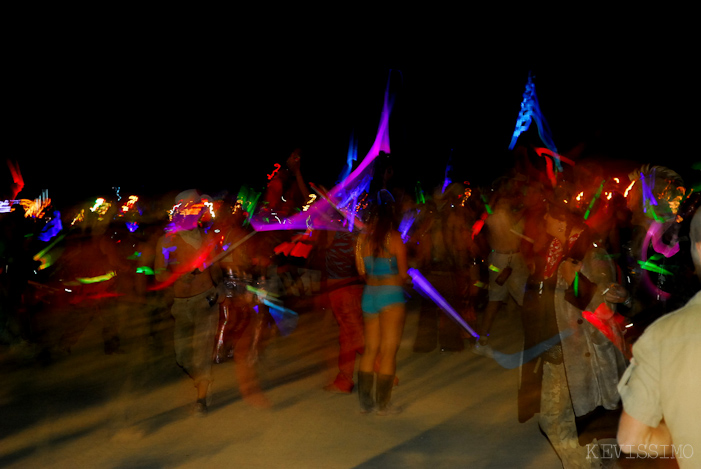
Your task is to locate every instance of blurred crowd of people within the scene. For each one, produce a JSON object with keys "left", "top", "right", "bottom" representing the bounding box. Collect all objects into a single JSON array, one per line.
[{"left": 1, "top": 148, "right": 700, "bottom": 466}]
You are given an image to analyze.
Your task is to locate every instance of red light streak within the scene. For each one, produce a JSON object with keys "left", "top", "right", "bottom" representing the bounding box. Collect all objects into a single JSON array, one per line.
[{"left": 267, "top": 163, "right": 281, "bottom": 181}]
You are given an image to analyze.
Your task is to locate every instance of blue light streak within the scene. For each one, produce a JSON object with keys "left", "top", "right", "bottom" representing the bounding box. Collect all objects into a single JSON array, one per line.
[{"left": 338, "top": 132, "right": 358, "bottom": 184}]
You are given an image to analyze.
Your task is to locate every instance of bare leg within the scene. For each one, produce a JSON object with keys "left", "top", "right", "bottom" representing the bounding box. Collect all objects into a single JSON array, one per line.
[
  {"left": 196, "top": 379, "right": 210, "bottom": 400},
  {"left": 478, "top": 300, "right": 502, "bottom": 344},
  {"left": 233, "top": 311, "right": 270, "bottom": 408},
  {"left": 377, "top": 304, "right": 406, "bottom": 376},
  {"left": 359, "top": 315, "right": 380, "bottom": 373}
]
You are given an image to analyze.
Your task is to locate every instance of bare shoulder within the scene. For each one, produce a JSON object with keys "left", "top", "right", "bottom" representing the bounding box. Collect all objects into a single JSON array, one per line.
[{"left": 389, "top": 231, "right": 406, "bottom": 252}]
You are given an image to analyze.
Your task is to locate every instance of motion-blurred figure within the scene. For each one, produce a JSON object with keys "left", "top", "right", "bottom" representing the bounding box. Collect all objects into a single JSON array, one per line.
[
  {"left": 322, "top": 226, "right": 365, "bottom": 393},
  {"left": 155, "top": 190, "right": 223, "bottom": 416},
  {"left": 519, "top": 184, "right": 628, "bottom": 467},
  {"left": 617, "top": 201, "right": 701, "bottom": 467},
  {"left": 411, "top": 183, "right": 472, "bottom": 353},
  {"left": 215, "top": 199, "right": 272, "bottom": 408},
  {"left": 622, "top": 165, "right": 695, "bottom": 331},
  {"left": 473, "top": 177, "right": 528, "bottom": 356}
]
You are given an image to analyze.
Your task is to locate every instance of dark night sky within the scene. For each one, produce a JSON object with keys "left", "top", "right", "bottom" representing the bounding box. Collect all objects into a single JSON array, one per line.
[{"left": 8, "top": 25, "right": 699, "bottom": 208}]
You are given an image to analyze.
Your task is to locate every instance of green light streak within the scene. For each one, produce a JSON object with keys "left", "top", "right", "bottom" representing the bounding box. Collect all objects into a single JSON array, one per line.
[
  {"left": 584, "top": 181, "right": 605, "bottom": 220},
  {"left": 637, "top": 260, "right": 673, "bottom": 276},
  {"left": 77, "top": 271, "right": 117, "bottom": 284}
]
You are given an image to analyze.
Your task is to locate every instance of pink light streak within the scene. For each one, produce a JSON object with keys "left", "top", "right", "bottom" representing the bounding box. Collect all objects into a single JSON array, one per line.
[
  {"left": 7, "top": 159, "right": 24, "bottom": 199},
  {"left": 250, "top": 72, "right": 395, "bottom": 234}
]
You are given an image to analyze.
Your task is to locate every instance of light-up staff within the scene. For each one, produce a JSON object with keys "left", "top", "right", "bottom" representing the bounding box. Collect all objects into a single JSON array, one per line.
[
  {"left": 408, "top": 268, "right": 478, "bottom": 338},
  {"left": 409, "top": 267, "right": 575, "bottom": 369}
]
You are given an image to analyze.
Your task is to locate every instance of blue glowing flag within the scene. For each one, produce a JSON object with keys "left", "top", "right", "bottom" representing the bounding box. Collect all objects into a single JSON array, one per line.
[{"left": 508, "top": 73, "right": 559, "bottom": 168}]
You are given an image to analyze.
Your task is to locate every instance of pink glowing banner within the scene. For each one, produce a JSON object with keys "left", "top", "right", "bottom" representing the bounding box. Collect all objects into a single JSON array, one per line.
[
  {"left": 328, "top": 75, "right": 393, "bottom": 203},
  {"left": 250, "top": 73, "right": 395, "bottom": 233}
]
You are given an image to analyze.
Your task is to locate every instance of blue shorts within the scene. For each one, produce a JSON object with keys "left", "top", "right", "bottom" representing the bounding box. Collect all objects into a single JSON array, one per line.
[{"left": 362, "top": 285, "right": 405, "bottom": 316}]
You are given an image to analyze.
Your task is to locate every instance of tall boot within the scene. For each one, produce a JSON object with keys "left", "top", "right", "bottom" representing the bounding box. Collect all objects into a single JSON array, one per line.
[
  {"left": 376, "top": 374, "right": 402, "bottom": 416},
  {"left": 357, "top": 371, "right": 375, "bottom": 413}
]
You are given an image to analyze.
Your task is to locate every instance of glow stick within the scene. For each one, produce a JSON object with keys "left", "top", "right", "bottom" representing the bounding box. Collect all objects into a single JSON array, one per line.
[
  {"left": 76, "top": 271, "right": 117, "bottom": 284},
  {"left": 33, "top": 233, "right": 66, "bottom": 270},
  {"left": 261, "top": 300, "right": 298, "bottom": 336},
  {"left": 638, "top": 259, "right": 673, "bottom": 276},
  {"left": 398, "top": 212, "right": 415, "bottom": 243},
  {"left": 415, "top": 181, "right": 426, "bottom": 205},
  {"left": 584, "top": 180, "right": 605, "bottom": 220},
  {"left": 408, "top": 268, "right": 479, "bottom": 338},
  {"left": 510, "top": 228, "right": 534, "bottom": 243},
  {"left": 534, "top": 147, "right": 575, "bottom": 167}
]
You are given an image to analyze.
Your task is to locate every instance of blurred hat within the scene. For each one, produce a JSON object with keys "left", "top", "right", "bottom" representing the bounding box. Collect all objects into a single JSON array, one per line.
[
  {"left": 175, "top": 189, "right": 201, "bottom": 206},
  {"left": 174, "top": 190, "right": 212, "bottom": 206}
]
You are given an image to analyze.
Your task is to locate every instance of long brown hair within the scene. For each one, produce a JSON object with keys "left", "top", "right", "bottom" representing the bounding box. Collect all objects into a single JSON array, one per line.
[{"left": 366, "top": 194, "right": 398, "bottom": 257}]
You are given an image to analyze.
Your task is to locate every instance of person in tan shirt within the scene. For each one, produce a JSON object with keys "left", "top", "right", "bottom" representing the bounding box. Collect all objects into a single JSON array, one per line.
[
  {"left": 155, "top": 190, "right": 222, "bottom": 416},
  {"left": 617, "top": 200, "right": 701, "bottom": 467}
]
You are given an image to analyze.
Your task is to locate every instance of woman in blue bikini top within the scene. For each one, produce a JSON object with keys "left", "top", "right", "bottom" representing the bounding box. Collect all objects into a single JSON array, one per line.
[{"left": 354, "top": 198, "right": 409, "bottom": 415}]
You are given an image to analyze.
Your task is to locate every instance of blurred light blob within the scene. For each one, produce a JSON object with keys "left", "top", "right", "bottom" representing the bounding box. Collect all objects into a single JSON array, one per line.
[
  {"left": 0, "top": 200, "right": 17, "bottom": 213},
  {"left": 71, "top": 209, "right": 85, "bottom": 226},
  {"left": 120, "top": 195, "right": 139, "bottom": 213},
  {"left": 167, "top": 200, "right": 206, "bottom": 233},
  {"left": 204, "top": 201, "right": 216, "bottom": 219},
  {"left": 302, "top": 194, "right": 317, "bottom": 212},
  {"left": 38, "top": 210, "right": 62, "bottom": 242},
  {"left": 236, "top": 186, "right": 261, "bottom": 226},
  {"left": 90, "top": 198, "right": 112, "bottom": 220}
]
